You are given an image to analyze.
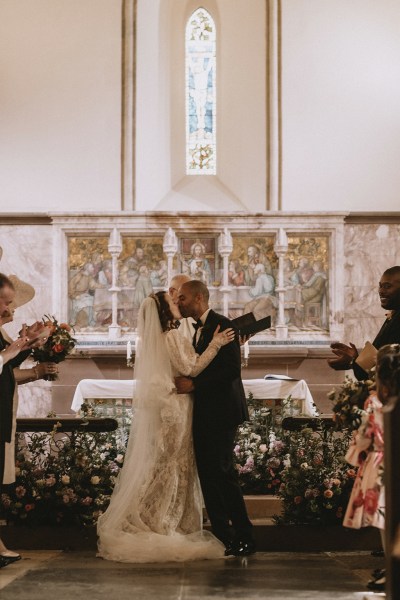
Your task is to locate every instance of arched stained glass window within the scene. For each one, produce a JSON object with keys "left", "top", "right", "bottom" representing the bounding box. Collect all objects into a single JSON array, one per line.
[{"left": 185, "top": 8, "right": 216, "bottom": 175}]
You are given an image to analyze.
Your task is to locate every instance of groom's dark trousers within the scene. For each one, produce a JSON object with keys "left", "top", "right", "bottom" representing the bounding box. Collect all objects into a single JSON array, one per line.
[{"left": 192, "top": 310, "right": 253, "bottom": 546}]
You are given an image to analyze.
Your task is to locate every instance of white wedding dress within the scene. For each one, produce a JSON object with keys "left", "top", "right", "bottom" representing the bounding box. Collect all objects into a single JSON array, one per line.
[{"left": 97, "top": 298, "right": 225, "bottom": 563}]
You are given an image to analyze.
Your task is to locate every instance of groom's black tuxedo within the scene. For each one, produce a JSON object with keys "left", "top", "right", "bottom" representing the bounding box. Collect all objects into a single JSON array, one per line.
[
  {"left": 192, "top": 309, "right": 253, "bottom": 546},
  {"left": 193, "top": 309, "right": 249, "bottom": 429}
]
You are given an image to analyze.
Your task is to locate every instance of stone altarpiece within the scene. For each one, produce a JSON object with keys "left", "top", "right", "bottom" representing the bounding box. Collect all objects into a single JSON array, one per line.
[{"left": 51, "top": 213, "right": 345, "bottom": 351}]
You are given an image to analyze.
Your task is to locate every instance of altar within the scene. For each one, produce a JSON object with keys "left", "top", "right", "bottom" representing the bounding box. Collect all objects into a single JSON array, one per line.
[{"left": 71, "top": 377, "right": 317, "bottom": 416}]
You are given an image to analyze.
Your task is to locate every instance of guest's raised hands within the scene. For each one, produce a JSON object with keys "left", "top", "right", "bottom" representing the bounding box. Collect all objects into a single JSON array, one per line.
[
  {"left": 328, "top": 342, "right": 358, "bottom": 370},
  {"left": 1, "top": 336, "right": 30, "bottom": 364},
  {"left": 20, "top": 321, "right": 52, "bottom": 348}
]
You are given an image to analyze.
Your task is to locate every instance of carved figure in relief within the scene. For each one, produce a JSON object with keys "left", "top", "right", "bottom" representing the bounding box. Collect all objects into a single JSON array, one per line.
[
  {"left": 132, "top": 265, "right": 153, "bottom": 309},
  {"left": 68, "top": 262, "right": 99, "bottom": 327},
  {"left": 228, "top": 260, "right": 245, "bottom": 287},
  {"left": 290, "top": 256, "right": 314, "bottom": 285},
  {"left": 183, "top": 242, "right": 212, "bottom": 285},
  {"left": 243, "top": 245, "right": 272, "bottom": 286},
  {"left": 299, "top": 261, "right": 327, "bottom": 303},
  {"left": 150, "top": 259, "right": 168, "bottom": 288},
  {"left": 243, "top": 264, "right": 277, "bottom": 322}
]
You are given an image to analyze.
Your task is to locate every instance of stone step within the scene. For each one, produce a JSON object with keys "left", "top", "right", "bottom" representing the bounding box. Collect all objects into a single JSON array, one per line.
[
  {"left": 245, "top": 495, "right": 282, "bottom": 519},
  {"left": 3, "top": 521, "right": 380, "bottom": 553}
]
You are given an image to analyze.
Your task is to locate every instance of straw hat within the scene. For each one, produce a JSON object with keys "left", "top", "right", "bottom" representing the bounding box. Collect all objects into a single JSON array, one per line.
[{"left": 8, "top": 274, "right": 35, "bottom": 308}]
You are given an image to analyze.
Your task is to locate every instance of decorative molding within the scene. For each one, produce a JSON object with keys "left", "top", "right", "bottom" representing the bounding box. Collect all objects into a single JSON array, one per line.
[
  {"left": 345, "top": 212, "right": 400, "bottom": 224},
  {"left": 267, "top": 0, "right": 282, "bottom": 211},
  {"left": 121, "top": 0, "right": 136, "bottom": 210},
  {"left": 0, "top": 214, "right": 51, "bottom": 225}
]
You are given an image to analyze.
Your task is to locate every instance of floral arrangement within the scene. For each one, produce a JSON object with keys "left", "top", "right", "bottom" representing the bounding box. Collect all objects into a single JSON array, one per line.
[
  {"left": 275, "top": 424, "right": 355, "bottom": 525},
  {"left": 32, "top": 315, "right": 76, "bottom": 380},
  {"left": 328, "top": 375, "right": 374, "bottom": 431},
  {"left": 234, "top": 393, "right": 356, "bottom": 525},
  {"left": 1, "top": 404, "right": 129, "bottom": 527},
  {"left": 233, "top": 394, "right": 286, "bottom": 495},
  {"left": 2, "top": 390, "right": 357, "bottom": 528}
]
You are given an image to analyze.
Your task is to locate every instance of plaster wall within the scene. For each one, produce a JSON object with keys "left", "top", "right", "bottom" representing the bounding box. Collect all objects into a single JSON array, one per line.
[{"left": 281, "top": 0, "right": 400, "bottom": 211}]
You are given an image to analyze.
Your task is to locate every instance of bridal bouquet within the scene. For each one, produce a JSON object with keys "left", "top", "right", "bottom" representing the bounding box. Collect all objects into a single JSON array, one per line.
[{"left": 32, "top": 315, "right": 76, "bottom": 380}]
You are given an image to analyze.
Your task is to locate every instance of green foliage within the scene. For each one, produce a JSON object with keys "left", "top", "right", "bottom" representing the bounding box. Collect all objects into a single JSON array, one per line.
[
  {"left": 328, "top": 375, "right": 374, "bottom": 431},
  {"left": 2, "top": 385, "right": 358, "bottom": 527},
  {"left": 1, "top": 405, "right": 129, "bottom": 527}
]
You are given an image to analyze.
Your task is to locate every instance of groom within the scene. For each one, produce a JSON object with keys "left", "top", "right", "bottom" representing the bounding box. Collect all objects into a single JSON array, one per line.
[{"left": 175, "top": 280, "right": 255, "bottom": 556}]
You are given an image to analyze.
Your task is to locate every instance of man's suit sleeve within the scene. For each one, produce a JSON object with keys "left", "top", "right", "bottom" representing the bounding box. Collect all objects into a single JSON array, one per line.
[{"left": 352, "top": 362, "right": 369, "bottom": 381}]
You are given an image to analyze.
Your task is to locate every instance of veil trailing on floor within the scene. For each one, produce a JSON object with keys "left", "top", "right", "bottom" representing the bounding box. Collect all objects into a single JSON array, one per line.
[{"left": 97, "top": 296, "right": 224, "bottom": 563}]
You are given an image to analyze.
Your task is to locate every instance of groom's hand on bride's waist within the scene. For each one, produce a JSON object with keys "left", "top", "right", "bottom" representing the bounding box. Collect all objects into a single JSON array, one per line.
[{"left": 175, "top": 376, "right": 195, "bottom": 394}]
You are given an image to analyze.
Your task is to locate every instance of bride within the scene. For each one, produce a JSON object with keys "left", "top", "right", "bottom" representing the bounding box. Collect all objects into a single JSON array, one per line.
[{"left": 97, "top": 291, "right": 234, "bottom": 563}]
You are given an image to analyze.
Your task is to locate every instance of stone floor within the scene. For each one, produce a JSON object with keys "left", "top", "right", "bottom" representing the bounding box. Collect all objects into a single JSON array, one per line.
[{"left": 0, "top": 550, "right": 385, "bottom": 600}]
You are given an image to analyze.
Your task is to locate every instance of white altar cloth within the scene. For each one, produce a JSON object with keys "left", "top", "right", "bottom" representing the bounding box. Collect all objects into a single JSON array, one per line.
[{"left": 71, "top": 378, "right": 317, "bottom": 416}]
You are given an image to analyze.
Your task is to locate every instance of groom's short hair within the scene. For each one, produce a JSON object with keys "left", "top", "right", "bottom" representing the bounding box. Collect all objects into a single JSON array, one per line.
[{"left": 185, "top": 280, "right": 209, "bottom": 302}]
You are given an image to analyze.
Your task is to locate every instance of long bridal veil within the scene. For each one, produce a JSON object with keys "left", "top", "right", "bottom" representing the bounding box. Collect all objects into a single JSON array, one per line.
[{"left": 97, "top": 296, "right": 224, "bottom": 562}]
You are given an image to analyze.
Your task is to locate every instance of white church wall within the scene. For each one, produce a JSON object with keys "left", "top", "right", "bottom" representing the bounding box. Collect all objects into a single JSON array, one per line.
[
  {"left": 1, "top": 0, "right": 400, "bottom": 213},
  {"left": 281, "top": 0, "right": 400, "bottom": 211},
  {"left": 0, "top": 0, "right": 121, "bottom": 211},
  {"left": 136, "top": 0, "right": 267, "bottom": 211}
]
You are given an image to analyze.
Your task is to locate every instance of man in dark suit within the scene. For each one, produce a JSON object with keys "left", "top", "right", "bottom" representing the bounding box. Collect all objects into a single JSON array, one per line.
[
  {"left": 175, "top": 280, "right": 255, "bottom": 556},
  {"left": 328, "top": 266, "right": 400, "bottom": 379}
]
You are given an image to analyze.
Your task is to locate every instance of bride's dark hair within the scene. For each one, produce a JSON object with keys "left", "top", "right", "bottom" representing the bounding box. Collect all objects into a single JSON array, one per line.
[{"left": 150, "top": 291, "right": 179, "bottom": 332}]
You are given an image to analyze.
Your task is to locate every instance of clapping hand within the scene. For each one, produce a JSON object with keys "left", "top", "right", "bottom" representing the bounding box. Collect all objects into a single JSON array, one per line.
[
  {"left": 327, "top": 342, "right": 358, "bottom": 370},
  {"left": 20, "top": 322, "right": 52, "bottom": 348},
  {"left": 2, "top": 337, "right": 30, "bottom": 364}
]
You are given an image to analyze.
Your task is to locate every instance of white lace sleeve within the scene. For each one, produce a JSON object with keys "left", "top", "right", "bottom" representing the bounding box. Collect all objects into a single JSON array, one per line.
[{"left": 165, "top": 329, "right": 222, "bottom": 377}]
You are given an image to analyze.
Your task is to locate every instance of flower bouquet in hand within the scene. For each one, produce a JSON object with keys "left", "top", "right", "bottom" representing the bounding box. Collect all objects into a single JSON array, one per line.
[
  {"left": 328, "top": 375, "right": 375, "bottom": 431},
  {"left": 32, "top": 315, "right": 76, "bottom": 380}
]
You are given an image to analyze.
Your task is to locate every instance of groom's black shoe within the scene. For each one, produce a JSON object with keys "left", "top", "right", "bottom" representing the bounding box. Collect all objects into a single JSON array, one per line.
[
  {"left": 225, "top": 540, "right": 256, "bottom": 557},
  {"left": 234, "top": 540, "right": 256, "bottom": 557}
]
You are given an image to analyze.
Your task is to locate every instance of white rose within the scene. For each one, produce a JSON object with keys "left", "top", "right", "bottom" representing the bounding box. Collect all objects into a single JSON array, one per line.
[{"left": 61, "top": 475, "right": 70, "bottom": 484}]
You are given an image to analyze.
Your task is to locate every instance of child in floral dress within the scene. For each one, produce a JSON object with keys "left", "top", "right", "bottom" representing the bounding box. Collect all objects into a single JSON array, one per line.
[{"left": 343, "top": 393, "right": 384, "bottom": 530}]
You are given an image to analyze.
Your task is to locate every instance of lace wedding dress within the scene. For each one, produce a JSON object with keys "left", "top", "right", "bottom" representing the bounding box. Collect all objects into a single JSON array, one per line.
[{"left": 97, "top": 299, "right": 225, "bottom": 563}]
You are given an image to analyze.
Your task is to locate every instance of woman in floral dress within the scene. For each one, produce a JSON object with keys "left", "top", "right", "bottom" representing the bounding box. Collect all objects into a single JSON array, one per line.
[{"left": 343, "top": 343, "right": 400, "bottom": 590}]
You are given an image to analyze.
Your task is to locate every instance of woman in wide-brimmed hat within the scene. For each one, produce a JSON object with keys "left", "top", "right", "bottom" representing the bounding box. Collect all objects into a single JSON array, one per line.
[{"left": 0, "top": 275, "right": 56, "bottom": 567}]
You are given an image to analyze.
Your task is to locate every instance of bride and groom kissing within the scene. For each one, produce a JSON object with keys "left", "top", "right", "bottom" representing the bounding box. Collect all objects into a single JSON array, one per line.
[{"left": 97, "top": 277, "right": 255, "bottom": 563}]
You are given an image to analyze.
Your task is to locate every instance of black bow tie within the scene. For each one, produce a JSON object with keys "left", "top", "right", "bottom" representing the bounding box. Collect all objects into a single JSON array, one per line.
[{"left": 192, "top": 319, "right": 203, "bottom": 332}]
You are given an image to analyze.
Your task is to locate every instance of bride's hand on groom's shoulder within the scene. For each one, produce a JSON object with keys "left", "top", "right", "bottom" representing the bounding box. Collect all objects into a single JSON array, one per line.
[
  {"left": 175, "top": 376, "right": 194, "bottom": 394},
  {"left": 213, "top": 325, "right": 235, "bottom": 346}
]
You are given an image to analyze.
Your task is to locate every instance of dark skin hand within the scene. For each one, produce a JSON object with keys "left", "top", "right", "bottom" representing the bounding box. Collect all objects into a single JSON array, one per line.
[
  {"left": 175, "top": 376, "right": 195, "bottom": 394},
  {"left": 327, "top": 342, "right": 358, "bottom": 370}
]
